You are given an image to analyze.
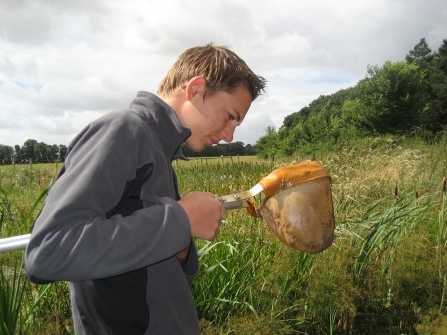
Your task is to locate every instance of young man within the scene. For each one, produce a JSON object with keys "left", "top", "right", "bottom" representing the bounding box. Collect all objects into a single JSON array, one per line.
[{"left": 25, "top": 44, "right": 266, "bottom": 334}]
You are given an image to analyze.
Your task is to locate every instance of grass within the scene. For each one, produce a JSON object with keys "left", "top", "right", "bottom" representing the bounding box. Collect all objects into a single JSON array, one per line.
[
  {"left": 0, "top": 182, "right": 52, "bottom": 335},
  {"left": 0, "top": 141, "right": 446, "bottom": 334}
]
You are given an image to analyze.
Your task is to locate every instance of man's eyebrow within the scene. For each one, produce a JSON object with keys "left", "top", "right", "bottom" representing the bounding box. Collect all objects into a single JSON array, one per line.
[{"left": 232, "top": 108, "right": 241, "bottom": 122}]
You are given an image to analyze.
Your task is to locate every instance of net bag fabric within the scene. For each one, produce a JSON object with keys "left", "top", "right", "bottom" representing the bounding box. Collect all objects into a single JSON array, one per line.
[{"left": 256, "top": 162, "right": 334, "bottom": 253}]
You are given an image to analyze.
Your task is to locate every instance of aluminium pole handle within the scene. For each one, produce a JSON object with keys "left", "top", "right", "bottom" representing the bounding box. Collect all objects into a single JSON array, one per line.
[{"left": 0, "top": 234, "right": 30, "bottom": 253}]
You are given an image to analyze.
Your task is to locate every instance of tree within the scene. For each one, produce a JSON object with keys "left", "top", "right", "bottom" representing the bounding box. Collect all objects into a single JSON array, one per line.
[
  {"left": 227, "top": 142, "right": 245, "bottom": 156},
  {"left": 280, "top": 88, "right": 354, "bottom": 140},
  {"left": 423, "top": 39, "right": 447, "bottom": 132},
  {"left": 59, "top": 144, "right": 68, "bottom": 162},
  {"left": 437, "top": 39, "right": 447, "bottom": 74},
  {"left": 35, "top": 142, "right": 58, "bottom": 163},
  {"left": 255, "top": 126, "right": 280, "bottom": 160},
  {"left": 14, "top": 145, "right": 22, "bottom": 162},
  {"left": 20, "top": 139, "right": 38, "bottom": 162},
  {"left": 0, "top": 145, "right": 14, "bottom": 164},
  {"left": 244, "top": 144, "right": 255, "bottom": 155},
  {"left": 271, "top": 38, "right": 447, "bottom": 155},
  {"left": 352, "top": 61, "right": 425, "bottom": 134},
  {"left": 405, "top": 38, "right": 434, "bottom": 66}
]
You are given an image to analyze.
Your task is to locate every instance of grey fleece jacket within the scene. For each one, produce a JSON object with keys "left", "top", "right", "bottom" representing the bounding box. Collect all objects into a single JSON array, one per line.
[{"left": 25, "top": 91, "right": 201, "bottom": 334}]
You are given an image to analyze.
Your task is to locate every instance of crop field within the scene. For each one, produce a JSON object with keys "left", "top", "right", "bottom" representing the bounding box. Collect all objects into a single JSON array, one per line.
[{"left": 1, "top": 137, "right": 447, "bottom": 334}]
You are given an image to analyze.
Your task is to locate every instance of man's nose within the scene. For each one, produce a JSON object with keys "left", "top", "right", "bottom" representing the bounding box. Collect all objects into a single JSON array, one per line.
[{"left": 221, "top": 123, "right": 236, "bottom": 143}]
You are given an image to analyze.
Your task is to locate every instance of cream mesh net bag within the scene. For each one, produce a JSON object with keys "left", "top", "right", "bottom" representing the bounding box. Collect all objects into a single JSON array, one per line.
[{"left": 220, "top": 161, "right": 334, "bottom": 253}]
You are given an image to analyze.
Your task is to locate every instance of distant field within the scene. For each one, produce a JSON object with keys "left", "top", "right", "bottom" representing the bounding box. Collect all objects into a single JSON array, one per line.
[
  {"left": 0, "top": 155, "right": 260, "bottom": 170},
  {"left": 0, "top": 161, "right": 62, "bottom": 171},
  {"left": 174, "top": 155, "right": 259, "bottom": 167}
]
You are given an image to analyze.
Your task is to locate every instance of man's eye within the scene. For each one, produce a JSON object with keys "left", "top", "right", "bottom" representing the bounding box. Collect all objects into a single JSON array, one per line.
[{"left": 228, "top": 113, "right": 235, "bottom": 120}]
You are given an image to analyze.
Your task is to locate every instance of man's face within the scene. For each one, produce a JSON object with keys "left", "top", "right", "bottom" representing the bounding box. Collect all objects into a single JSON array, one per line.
[{"left": 183, "top": 85, "right": 252, "bottom": 152}]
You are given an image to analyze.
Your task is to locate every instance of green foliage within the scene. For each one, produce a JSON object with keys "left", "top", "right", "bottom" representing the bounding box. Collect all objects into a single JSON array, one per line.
[
  {"left": 0, "top": 183, "right": 52, "bottom": 335},
  {"left": 2, "top": 141, "right": 67, "bottom": 165},
  {"left": 350, "top": 193, "right": 431, "bottom": 288},
  {"left": 16, "top": 140, "right": 37, "bottom": 163},
  {"left": 261, "top": 59, "right": 433, "bottom": 158},
  {"left": 280, "top": 88, "right": 354, "bottom": 141},
  {"left": 405, "top": 38, "right": 435, "bottom": 66},
  {"left": 423, "top": 39, "right": 447, "bottom": 132},
  {"left": 0, "top": 146, "right": 14, "bottom": 165},
  {"left": 0, "top": 258, "right": 28, "bottom": 335},
  {"left": 349, "top": 61, "right": 425, "bottom": 134},
  {"left": 273, "top": 38, "right": 447, "bottom": 158},
  {"left": 254, "top": 126, "right": 280, "bottom": 160},
  {"left": 193, "top": 234, "right": 268, "bottom": 323},
  {"left": 34, "top": 143, "right": 58, "bottom": 164}
]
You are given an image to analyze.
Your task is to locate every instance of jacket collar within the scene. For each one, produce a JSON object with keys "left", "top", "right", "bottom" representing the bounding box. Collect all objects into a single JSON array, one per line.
[{"left": 129, "top": 91, "right": 191, "bottom": 160}]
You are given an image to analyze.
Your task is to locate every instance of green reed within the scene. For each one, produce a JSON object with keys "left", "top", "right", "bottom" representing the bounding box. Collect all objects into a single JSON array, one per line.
[{"left": 0, "top": 182, "right": 52, "bottom": 335}]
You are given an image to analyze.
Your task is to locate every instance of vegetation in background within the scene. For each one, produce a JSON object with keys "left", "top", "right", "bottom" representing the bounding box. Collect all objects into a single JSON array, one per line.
[
  {"left": 0, "top": 177, "right": 54, "bottom": 335},
  {"left": 0, "top": 141, "right": 257, "bottom": 165},
  {"left": 0, "top": 138, "right": 446, "bottom": 334},
  {"left": 255, "top": 37, "right": 447, "bottom": 160},
  {"left": 0, "top": 141, "right": 67, "bottom": 166}
]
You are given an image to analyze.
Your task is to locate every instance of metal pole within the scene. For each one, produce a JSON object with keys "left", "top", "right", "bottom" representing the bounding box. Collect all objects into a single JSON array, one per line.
[{"left": 0, "top": 234, "right": 30, "bottom": 253}]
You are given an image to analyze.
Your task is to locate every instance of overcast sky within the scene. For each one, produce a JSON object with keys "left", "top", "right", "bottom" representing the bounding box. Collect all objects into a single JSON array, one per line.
[{"left": 1, "top": 0, "right": 446, "bottom": 148}]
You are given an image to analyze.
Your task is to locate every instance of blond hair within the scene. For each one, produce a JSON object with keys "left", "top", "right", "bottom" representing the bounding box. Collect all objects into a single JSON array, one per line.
[{"left": 158, "top": 43, "right": 266, "bottom": 100}]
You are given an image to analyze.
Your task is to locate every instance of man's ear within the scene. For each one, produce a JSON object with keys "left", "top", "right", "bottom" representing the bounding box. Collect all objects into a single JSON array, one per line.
[{"left": 185, "top": 76, "right": 206, "bottom": 101}]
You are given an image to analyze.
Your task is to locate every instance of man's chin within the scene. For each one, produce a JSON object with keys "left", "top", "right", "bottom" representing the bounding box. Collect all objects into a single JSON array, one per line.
[{"left": 185, "top": 143, "right": 206, "bottom": 152}]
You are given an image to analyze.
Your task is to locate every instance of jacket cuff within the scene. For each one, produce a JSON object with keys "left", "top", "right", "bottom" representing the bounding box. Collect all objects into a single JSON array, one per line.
[{"left": 183, "top": 239, "right": 199, "bottom": 284}]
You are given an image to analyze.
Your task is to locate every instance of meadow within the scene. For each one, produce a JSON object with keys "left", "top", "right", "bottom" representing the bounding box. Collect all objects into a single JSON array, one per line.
[{"left": 0, "top": 137, "right": 447, "bottom": 334}]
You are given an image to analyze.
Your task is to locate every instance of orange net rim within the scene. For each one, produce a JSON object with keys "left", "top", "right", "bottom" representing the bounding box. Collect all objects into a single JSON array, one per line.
[{"left": 258, "top": 161, "right": 331, "bottom": 198}]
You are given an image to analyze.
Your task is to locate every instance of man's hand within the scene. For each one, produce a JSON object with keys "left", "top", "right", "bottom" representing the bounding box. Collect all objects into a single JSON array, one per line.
[
  {"left": 178, "top": 191, "right": 227, "bottom": 241},
  {"left": 176, "top": 242, "right": 191, "bottom": 268}
]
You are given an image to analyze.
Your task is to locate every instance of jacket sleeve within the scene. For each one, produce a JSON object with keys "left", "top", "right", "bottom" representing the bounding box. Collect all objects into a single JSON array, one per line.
[
  {"left": 25, "top": 112, "right": 193, "bottom": 283},
  {"left": 182, "top": 239, "right": 199, "bottom": 284}
]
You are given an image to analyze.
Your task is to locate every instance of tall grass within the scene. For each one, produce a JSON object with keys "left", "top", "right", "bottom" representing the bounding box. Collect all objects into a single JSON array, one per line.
[
  {"left": 437, "top": 189, "right": 447, "bottom": 315},
  {"left": 192, "top": 140, "right": 447, "bottom": 334},
  {"left": 0, "top": 182, "right": 28, "bottom": 335},
  {"left": 0, "top": 138, "right": 446, "bottom": 334},
  {"left": 0, "top": 182, "right": 51, "bottom": 335},
  {"left": 0, "top": 258, "right": 27, "bottom": 335},
  {"left": 0, "top": 167, "right": 69, "bottom": 335}
]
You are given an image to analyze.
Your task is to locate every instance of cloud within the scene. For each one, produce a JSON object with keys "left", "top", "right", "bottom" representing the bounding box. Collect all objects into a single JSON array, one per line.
[
  {"left": 235, "top": 96, "right": 276, "bottom": 146},
  {"left": 0, "top": 109, "right": 104, "bottom": 147},
  {"left": 0, "top": 0, "right": 446, "bottom": 148}
]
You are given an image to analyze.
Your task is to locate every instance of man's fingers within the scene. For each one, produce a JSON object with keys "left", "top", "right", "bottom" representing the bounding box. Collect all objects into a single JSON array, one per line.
[
  {"left": 220, "top": 206, "right": 228, "bottom": 221},
  {"left": 203, "top": 191, "right": 215, "bottom": 198},
  {"left": 178, "top": 191, "right": 226, "bottom": 241}
]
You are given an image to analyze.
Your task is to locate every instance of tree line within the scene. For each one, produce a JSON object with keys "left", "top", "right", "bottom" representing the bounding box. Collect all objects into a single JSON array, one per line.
[
  {"left": 0, "top": 140, "right": 256, "bottom": 165},
  {"left": 0, "top": 139, "right": 68, "bottom": 165},
  {"left": 255, "top": 37, "right": 447, "bottom": 159}
]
